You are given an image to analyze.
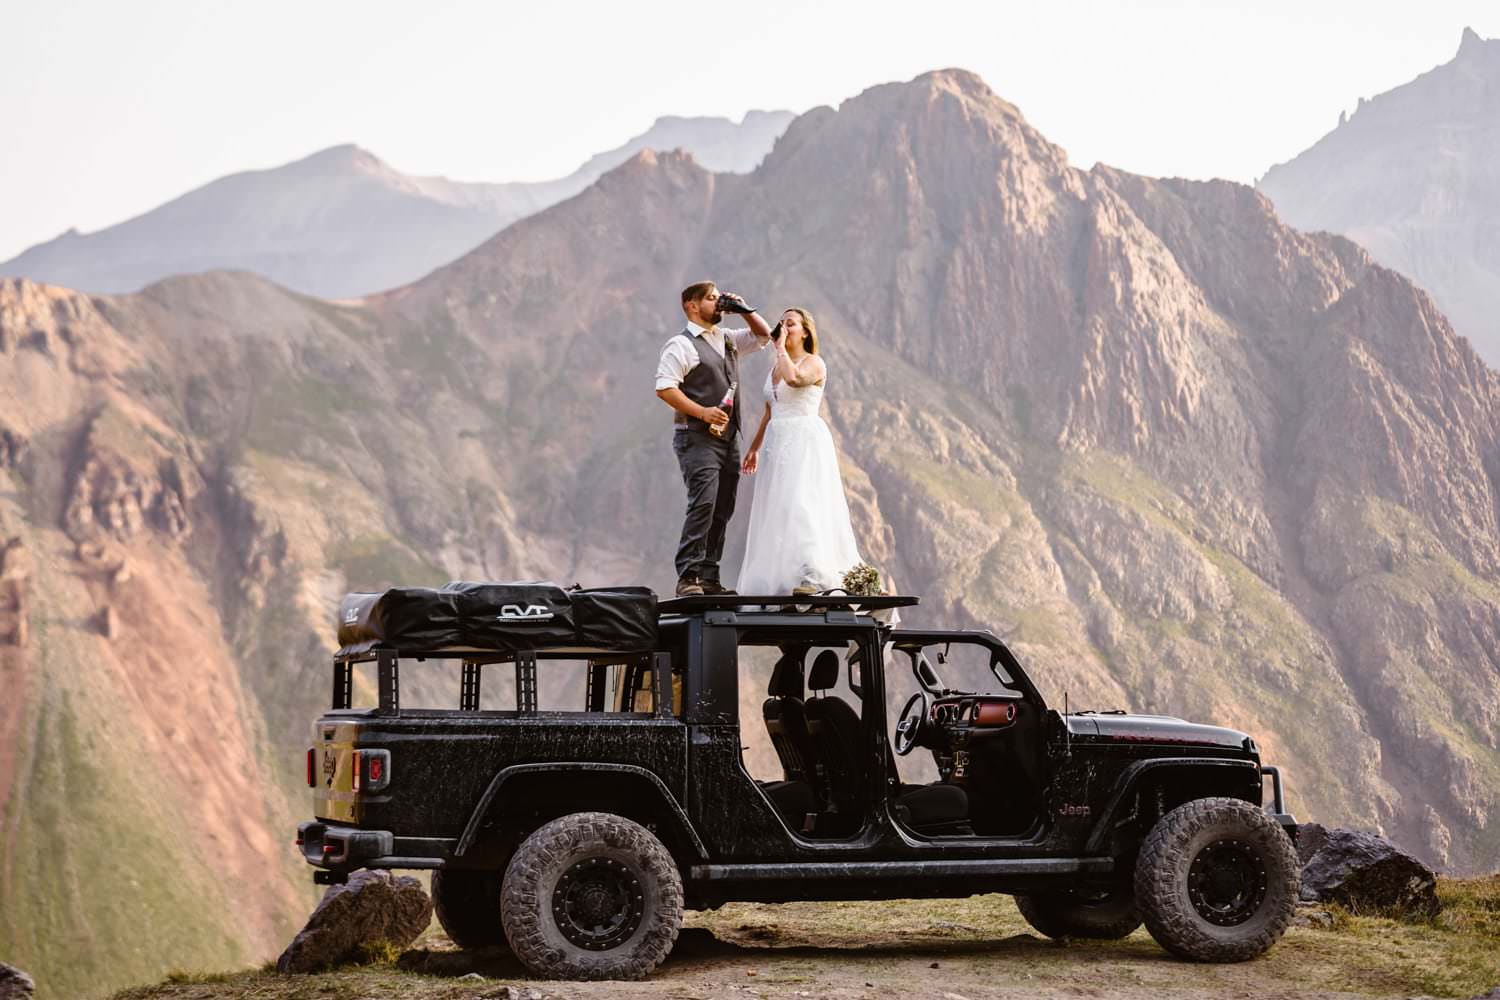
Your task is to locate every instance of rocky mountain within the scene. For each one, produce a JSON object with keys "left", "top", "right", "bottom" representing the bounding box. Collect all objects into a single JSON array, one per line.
[
  {"left": 4, "top": 69, "right": 1500, "bottom": 997},
  {"left": 1258, "top": 28, "right": 1500, "bottom": 364},
  {"left": 0, "top": 111, "right": 794, "bottom": 300}
]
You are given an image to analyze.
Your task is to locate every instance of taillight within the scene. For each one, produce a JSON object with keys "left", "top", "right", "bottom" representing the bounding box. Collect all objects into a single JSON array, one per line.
[
  {"left": 306, "top": 747, "right": 315, "bottom": 787},
  {"left": 350, "top": 749, "right": 390, "bottom": 793}
]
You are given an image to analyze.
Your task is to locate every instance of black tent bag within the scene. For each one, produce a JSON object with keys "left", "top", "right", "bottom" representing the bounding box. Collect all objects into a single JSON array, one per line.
[{"left": 337, "top": 581, "right": 657, "bottom": 654}]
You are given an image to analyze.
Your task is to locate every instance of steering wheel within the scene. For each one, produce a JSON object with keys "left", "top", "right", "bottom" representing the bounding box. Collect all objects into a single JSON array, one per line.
[{"left": 894, "top": 691, "right": 930, "bottom": 756}]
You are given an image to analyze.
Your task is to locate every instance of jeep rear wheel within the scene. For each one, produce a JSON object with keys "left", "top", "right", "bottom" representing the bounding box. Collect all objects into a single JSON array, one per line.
[
  {"left": 1015, "top": 885, "right": 1142, "bottom": 940},
  {"left": 501, "top": 812, "right": 682, "bottom": 980},
  {"left": 432, "top": 869, "right": 507, "bottom": 950},
  {"left": 1135, "top": 797, "right": 1298, "bottom": 962}
]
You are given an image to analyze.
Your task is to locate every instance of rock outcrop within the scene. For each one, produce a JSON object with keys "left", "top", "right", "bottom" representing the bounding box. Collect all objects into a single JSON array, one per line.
[
  {"left": 1298, "top": 824, "right": 1442, "bottom": 918},
  {"left": 276, "top": 870, "right": 434, "bottom": 974},
  {"left": 0, "top": 537, "right": 33, "bottom": 648},
  {"left": 0, "top": 428, "right": 26, "bottom": 471},
  {"left": 0, "top": 963, "right": 34, "bottom": 1000}
]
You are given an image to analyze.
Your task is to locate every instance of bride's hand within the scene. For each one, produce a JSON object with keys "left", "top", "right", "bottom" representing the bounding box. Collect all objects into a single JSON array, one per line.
[{"left": 742, "top": 450, "right": 759, "bottom": 475}]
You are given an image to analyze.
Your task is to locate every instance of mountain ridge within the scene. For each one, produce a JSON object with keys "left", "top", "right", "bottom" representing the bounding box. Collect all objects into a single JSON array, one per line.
[
  {"left": 0, "top": 111, "right": 795, "bottom": 301},
  {"left": 1258, "top": 28, "right": 1500, "bottom": 364}
]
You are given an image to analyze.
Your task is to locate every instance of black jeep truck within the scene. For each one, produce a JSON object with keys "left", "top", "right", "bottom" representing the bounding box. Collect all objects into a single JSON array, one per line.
[{"left": 298, "top": 582, "right": 1300, "bottom": 980}]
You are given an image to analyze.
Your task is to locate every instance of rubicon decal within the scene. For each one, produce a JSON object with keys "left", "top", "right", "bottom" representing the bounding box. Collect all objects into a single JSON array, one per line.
[{"left": 498, "top": 604, "right": 555, "bottom": 621}]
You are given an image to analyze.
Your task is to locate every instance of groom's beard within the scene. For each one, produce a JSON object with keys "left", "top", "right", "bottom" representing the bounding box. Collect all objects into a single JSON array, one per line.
[{"left": 710, "top": 308, "right": 723, "bottom": 325}]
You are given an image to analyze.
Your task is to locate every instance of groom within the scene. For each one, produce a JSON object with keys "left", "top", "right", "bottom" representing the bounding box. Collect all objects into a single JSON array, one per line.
[{"left": 655, "top": 281, "right": 772, "bottom": 596}]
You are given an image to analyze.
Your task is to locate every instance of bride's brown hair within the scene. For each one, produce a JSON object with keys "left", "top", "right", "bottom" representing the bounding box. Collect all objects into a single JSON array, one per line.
[{"left": 785, "top": 308, "right": 818, "bottom": 354}]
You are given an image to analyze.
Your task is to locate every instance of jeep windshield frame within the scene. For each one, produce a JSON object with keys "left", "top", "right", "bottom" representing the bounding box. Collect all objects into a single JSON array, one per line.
[{"left": 887, "top": 629, "right": 1046, "bottom": 707}]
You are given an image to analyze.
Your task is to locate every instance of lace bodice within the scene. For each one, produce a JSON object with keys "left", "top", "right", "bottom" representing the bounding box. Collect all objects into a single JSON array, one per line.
[{"left": 766, "top": 368, "right": 825, "bottom": 419}]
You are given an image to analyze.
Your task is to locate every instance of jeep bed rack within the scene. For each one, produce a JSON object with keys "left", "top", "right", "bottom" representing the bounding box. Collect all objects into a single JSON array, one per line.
[{"left": 659, "top": 594, "right": 918, "bottom": 614}]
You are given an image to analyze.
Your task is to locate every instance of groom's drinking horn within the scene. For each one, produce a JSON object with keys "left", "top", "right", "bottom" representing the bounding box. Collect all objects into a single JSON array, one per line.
[{"left": 718, "top": 292, "right": 754, "bottom": 314}]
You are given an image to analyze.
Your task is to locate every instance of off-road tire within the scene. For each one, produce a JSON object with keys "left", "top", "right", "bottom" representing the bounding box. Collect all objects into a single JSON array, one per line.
[
  {"left": 501, "top": 812, "right": 682, "bottom": 980},
  {"left": 1135, "top": 797, "right": 1298, "bottom": 962},
  {"left": 1015, "top": 886, "right": 1142, "bottom": 940},
  {"left": 432, "top": 869, "right": 507, "bottom": 949}
]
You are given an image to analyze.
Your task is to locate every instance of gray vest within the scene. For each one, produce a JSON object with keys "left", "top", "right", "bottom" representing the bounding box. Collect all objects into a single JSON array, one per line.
[{"left": 673, "top": 328, "right": 740, "bottom": 439}]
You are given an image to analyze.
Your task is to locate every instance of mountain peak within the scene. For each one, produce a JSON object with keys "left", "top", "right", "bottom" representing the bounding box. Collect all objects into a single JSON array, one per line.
[
  {"left": 1455, "top": 26, "right": 1496, "bottom": 62},
  {"left": 858, "top": 68, "right": 1026, "bottom": 129},
  {"left": 619, "top": 147, "right": 701, "bottom": 173},
  {"left": 1258, "top": 22, "right": 1500, "bottom": 365},
  {"left": 290, "top": 143, "right": 389, "bottom": 176},
  {"left": 914, "top": 67, "right": 993, "bottom": 97}
]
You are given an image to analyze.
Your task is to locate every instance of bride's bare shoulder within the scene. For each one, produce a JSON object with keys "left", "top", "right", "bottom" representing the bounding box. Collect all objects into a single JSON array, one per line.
[{"left": 806, "top": 354, "right": 828, "bottom": 384}]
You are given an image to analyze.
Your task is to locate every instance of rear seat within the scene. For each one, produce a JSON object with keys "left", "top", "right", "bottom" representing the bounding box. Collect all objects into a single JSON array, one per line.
[{"left": 760, "top": 647, "right": 819, "bottom": 833}]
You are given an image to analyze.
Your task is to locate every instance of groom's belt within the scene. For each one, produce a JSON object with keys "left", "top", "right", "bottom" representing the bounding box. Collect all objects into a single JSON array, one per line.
[
  {"left": 674, "top": 415, "right": 737, "bottom": 430},
  {"left": 673, "top": 414, "right": 738, "bottom": 437}
]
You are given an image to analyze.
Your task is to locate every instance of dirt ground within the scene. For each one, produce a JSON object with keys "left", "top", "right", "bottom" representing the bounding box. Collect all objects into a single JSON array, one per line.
[
  {"left": 114, "top": 881, "right": 1500, "bottom": 1000},
  {"left": 116, "top": 885, "right": 1500, "bottom": 1000}
]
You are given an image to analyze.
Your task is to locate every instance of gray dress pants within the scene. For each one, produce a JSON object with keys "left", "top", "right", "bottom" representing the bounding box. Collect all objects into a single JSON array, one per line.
[{"left": 672, "top": 428, "right": 740, "bottom": 583}]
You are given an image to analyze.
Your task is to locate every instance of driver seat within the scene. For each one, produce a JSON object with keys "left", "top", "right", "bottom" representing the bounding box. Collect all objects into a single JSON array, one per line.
[{"left": 894, "top": 780, "right": 970, "bottom": 833}]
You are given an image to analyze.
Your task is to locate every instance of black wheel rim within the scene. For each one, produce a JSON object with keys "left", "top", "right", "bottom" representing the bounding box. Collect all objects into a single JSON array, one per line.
[
  {"left": 552, "top": 857, "right": 645, "bottom": 950},
  {"left": 1187, "top": 839, "right": 1268, "bottom": 926}
]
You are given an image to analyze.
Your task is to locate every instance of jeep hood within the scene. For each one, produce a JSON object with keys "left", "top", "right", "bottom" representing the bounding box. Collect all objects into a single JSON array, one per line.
[{"left": 1066, "top": 713, "right": 1251, "bottom": 751}]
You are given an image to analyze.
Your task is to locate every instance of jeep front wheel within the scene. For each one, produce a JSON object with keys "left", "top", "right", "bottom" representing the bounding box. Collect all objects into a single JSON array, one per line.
[
  {"left": 432, "top": 869, "right": 507, "bottom": 950},
  {"left": 1015, "top": 885, "right": 1142, "bottom": 940},
  {"left": 1134, "top": 797, "right": 1298, "bottom": 962},
  {"left": 501, "top": 812, "right": 682, "bottom": 980}
]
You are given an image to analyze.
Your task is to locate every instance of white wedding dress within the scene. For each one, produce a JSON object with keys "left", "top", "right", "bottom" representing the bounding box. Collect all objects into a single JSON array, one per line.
[{"left": 737, "top": 367, "right": 863, "bottom": 595}]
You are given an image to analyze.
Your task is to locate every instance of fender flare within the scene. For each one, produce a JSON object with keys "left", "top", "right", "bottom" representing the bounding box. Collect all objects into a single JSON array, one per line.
[
  {"left": 1083, "top": 757, "right": 1261, "bottom": 855},
  {"left": 455, "top": 761, "right": 708, "bottom": 860}
]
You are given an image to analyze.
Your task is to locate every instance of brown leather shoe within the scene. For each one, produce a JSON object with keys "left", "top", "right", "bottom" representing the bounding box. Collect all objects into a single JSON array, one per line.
[
  {"left": 700, "top": 581, "right": 737, "bottom": 596},
  {"left": 675, "top": 576, "right": 704, "bottom": 597}
]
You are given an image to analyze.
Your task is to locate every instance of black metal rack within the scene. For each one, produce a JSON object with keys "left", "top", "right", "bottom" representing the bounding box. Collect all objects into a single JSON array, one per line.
[{"left": 658, "top": 594, "right": 917, "bottom": 614}]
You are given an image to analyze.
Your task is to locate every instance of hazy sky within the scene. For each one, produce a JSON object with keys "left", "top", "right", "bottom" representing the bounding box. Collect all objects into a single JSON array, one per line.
[{"left": 3, "top": 0, "right": 1497, "bottom": 260}]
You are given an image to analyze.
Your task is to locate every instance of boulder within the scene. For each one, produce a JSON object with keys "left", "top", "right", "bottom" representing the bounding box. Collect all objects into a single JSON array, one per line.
[
  {"left": 1295, "top": 821, "right": 1329, "bottom": 867},
  {"left": 0, "top": 963, "right": 35, "bottom": 1000},
  {"left": 1298, "top": 824, "right": 1441, "bottom": 918},
  {"left": 276, "top": 869, "right": 433, "bottom": 973}
]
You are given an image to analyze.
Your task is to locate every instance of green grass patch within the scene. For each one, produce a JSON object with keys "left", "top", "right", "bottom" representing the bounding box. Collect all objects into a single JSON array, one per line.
[
  {"left": 326, "top": 534, "right": 448, "bottom": 592},
  {"left": 244, "top": 370, "right": 372, "bottom": 457}
]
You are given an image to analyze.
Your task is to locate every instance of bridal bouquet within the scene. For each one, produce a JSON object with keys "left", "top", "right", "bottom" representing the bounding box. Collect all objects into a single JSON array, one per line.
[{"left": 841, "top": 562, "right": 884, "bottom": 597}]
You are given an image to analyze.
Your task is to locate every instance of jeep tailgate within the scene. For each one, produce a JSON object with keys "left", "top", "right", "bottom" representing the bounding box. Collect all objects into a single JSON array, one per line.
[{"left": 311, "top": 720, "right": 361, "bottom": 824}]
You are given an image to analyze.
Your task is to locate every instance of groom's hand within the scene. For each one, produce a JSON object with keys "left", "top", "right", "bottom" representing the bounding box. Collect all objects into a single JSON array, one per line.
[
  {"left": 717, "top": 291, "right": 753, "bottom": 314},
  {"left": 701, "top": 406, "right": 730, "bottom": 428}
]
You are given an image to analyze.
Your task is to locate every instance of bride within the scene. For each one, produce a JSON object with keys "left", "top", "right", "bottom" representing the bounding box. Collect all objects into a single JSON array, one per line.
[{"left": 736, "top": 308, "right": 863, "bottom": 595}]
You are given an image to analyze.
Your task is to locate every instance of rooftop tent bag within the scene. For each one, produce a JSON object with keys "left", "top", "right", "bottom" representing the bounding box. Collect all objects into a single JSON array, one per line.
[{"left": 336, "top": 581, "right": 657, "bottom": 653}]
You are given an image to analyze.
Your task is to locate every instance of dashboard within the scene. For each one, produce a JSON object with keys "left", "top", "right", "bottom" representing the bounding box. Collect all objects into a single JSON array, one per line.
[
  {"left": 930, "top": 695, "right": 1023, "bottom": 729},
  {"left": 924, "top": 695, "right": 1026, "bottom": 783}
]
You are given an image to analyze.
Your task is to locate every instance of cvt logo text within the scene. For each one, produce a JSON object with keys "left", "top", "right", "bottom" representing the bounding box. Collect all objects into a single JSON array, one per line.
[{"left": 498, "top": 604, "right": 556, "bottom": 622}]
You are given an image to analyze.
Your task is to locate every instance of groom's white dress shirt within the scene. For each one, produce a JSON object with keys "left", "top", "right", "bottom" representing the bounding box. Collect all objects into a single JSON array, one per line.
[{"left": 654, "top": 320, "right": 768, "bottom": 391}]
